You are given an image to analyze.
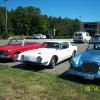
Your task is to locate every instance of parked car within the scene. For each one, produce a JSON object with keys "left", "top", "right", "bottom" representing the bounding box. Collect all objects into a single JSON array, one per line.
[
  {"left": 90, "top": 34, "right": 100, "bottom": 42},
  {"left": 73, "top": 32, "right": 91, "bottom": 43},
  {"left": 26, "top": 34, "right": 37, "bottom": 39},
  {"left": 0, "top": 38, "right": 42, "bottom": 61},
  {"left": 18, "top": 40, "right": 77, "bottom": 68},
  {"left": 35, "top": 34, "right": 46, "bottom": 39},
  {"left": 67, "top": 38, "right": 100, "bottom": 80},
  {"left": 42, "top": 35, "right": 46, "bottom": 39},
  {"left": 36, "top": 34, "right": 43, "bottom": 39},
  {"left": 45, "top": 34, "right": 53, "bottom": 39}
]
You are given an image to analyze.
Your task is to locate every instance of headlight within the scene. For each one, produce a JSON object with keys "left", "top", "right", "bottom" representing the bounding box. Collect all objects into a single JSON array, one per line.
[
  {"left": 36, "top": 56, "right": 42, "bottom": 63},
  {"left": 69, "top": 59, "right": 80, "bottom": 69}
]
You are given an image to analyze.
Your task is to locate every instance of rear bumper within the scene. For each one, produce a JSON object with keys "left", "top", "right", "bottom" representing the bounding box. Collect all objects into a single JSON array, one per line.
[{"left": 67, "top": 69, "right": 100, "bottom": 80}]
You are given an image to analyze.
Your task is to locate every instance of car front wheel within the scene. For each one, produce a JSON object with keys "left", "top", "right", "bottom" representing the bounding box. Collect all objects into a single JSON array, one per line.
[
  {"left": 49, "top": 56, "right": 56, "bottom": 68},
  {"left": 70, "top": 51, "right": 76, "bottom": 59}
]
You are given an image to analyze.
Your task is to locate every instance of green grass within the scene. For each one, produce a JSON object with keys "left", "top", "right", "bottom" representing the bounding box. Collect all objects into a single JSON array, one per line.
[{"left": 0, "top": 65, "right": 99, "bottom": 100}]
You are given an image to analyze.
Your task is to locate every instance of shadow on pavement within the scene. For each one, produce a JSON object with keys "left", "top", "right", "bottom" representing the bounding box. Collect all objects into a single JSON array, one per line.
[
  {"left": 59, "top": 70, "right": 100, "bottom": 85},
  {"left": 12, "top": 63, "right": 49, "bottom": 72}
]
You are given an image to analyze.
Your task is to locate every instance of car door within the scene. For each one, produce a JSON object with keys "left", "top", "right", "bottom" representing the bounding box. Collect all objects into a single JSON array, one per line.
[{"left": 57, "top": 42, "right": 71, "bottom": 62}]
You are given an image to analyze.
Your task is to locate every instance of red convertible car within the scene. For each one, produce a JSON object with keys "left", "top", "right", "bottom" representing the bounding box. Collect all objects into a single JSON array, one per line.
[{"left": 0, "top": 38, "right": 42, "bottom": 61}]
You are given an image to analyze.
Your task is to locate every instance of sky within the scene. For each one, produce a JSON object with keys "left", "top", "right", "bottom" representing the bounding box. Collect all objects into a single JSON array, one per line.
[{"left": 0, "top": 0, "right": 100, "bottom": 22}]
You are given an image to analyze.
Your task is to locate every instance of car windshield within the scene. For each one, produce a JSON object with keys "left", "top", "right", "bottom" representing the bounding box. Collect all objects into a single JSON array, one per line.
[
  {"left": 74, "top": 33, "right": 82, "bottom": 36},
  {"left": 8, "top": 39, "right": 24, "bottom": 45},
  {"left": 79, "top": 33, "right": 82, "bottom": 36},
  {"left": 87, "top": 43, "right": 100, "bottom": 50},
  {"left": 42, "top": 42, "right": 60, "bottom": 49}
]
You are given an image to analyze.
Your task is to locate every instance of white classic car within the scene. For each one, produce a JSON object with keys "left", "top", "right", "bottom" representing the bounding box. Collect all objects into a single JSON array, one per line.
[{"left": 18, "top": 40, "right": 77, "bottom": 68}]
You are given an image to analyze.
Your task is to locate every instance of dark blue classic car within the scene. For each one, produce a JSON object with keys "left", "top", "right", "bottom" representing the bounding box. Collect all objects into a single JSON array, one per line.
[{"left": 68, "top": 40, "right": 100, "bottom": 80}]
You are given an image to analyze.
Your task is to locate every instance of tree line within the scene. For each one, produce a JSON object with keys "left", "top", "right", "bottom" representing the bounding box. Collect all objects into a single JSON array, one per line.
[{"left": 0, "top": 6, "right": 80, "bottom": 38}]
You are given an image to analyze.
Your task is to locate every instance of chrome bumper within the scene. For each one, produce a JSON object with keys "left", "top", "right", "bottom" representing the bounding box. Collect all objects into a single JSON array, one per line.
[{"left": 67, "top": 69, "right": 100, "bottom": 80}]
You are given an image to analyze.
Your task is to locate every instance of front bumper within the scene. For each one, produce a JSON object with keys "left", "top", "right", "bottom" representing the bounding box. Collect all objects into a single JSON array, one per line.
[{"left": 67, "top": 69, "right": 100, "bottom": 80}]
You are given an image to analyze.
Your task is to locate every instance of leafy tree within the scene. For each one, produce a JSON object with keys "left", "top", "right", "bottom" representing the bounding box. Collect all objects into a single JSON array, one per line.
[
  {"left": 0, "top": 5, "right": 80, "bottom": 38},
  {"left": 0, "top": 7, "right": 6, "bottom": 36}
]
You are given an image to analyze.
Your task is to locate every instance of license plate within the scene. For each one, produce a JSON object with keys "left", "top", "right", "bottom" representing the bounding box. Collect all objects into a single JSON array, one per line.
[{"left": 84, "top": 74, "right": 94, "bottom": 80}]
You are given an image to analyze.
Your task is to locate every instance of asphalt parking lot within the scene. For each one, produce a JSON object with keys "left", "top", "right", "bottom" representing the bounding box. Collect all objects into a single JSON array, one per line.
[{"left": 0, "top": 39, "right": 88, "bottom": 75}]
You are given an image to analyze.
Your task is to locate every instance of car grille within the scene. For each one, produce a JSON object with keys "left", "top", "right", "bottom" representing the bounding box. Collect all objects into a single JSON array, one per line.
[{"left": 81, "top": 62, "right": 99, "bottom": 73}]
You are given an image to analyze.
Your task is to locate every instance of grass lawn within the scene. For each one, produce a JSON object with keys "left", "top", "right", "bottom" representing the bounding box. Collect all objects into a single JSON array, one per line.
[{"left": 0, "top": 65, "right": 100, "bottom": 100}]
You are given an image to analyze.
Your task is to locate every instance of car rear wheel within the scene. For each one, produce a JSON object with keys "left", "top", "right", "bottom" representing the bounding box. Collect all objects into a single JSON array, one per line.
[
  {"left": 13, "top": 53, "right": 20, "bottom": 62},
  {"left": 49, "top": 56, "right": 56, "bottom": 68}
]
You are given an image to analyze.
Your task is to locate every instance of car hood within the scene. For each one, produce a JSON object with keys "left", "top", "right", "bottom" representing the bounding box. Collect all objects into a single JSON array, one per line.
[
  {"left": 79, "top": 50, "right": 100, "bottom": 63},
  {"left": 0, "top": 45, "right": 22, "bottom": 51},
  {"left": 21, "top": 48, "right": 57, "bottom": 56}
]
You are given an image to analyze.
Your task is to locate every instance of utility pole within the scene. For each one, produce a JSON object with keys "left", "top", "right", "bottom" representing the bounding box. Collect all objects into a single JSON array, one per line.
[{"left": 5, "top": 0, "right": 8, "bottom": 35}]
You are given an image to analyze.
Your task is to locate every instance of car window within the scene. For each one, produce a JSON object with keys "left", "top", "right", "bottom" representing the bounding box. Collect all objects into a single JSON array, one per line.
[
  {"left": 95, "top": 44, "right": 100, "bottom": 50},
  {"left": 61, "top": 42, "right": 69, "bottom": 49},
  {"left": 75, "top": 33, "right": 79, "bottom": 36},
  {"left": 8, "top": 39, "right": 23, "bottom": 45},
  {"left": 79, "top": 33, "right": 82, "bottom": 36},
  {"left": 75, "top": 33, "right": 78, "bottom": 36},
  {"left": 42, "top": 42, "right": 60, "bottom": 49},
  {"left": 88, "top": 43, "right": 100, "bottom": 50}
]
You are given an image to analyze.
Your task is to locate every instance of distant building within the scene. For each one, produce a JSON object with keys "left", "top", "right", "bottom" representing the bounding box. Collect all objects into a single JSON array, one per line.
[{"left": 80, "top": 22, "right": 100, "bottom": 36}]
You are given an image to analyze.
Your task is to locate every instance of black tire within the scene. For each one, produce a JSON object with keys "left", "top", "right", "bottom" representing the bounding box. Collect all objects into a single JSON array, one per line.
[
  {"left": 71, "top": 51, "right": 76, "bottom": 58},
  {"left": 13, "top": 53, "right": 19, "bottom": 62},
  {"left": 49, "top": 56, "right": 56, "bottom": 68}
]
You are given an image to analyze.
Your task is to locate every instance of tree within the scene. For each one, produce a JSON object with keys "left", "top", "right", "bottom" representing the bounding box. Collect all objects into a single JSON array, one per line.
[
  {"left": 11, "top": 6, "right": 42, "bottom": 35},
  {"left": 0, "top": 5, "right": 80, "bottom": 38},
  {"left": 0, "top": 7, "right": 6, "bottom": 37}
]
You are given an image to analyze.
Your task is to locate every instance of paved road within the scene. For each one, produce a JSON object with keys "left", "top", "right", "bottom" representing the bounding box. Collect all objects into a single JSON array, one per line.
[{"left": 0, "top": 39, "right": 88, "bottom": 75}]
